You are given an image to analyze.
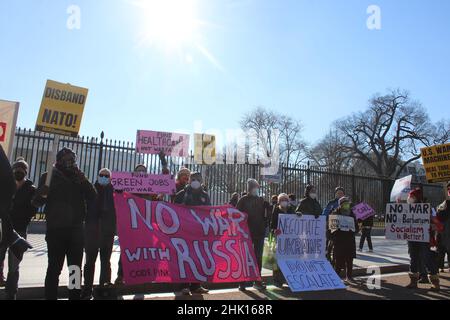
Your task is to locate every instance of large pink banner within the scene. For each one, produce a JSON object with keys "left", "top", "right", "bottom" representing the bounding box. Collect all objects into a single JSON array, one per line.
[
  {"left": 114, "top": 193, "right": 261, "bottom": 285},
  {"left": 136, "top": 130, "right": 190, "bottom": 157}
]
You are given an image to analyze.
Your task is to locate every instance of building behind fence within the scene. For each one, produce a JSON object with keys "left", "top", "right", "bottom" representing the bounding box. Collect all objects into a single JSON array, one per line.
[{"left": 12, "top": 128, "right": 445, "bottom": 219}]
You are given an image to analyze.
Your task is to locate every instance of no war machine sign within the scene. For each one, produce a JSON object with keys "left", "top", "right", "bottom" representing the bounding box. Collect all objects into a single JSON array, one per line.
[
  {"left": 114, "top": 193, "right": 261, "bottom": 285},
  {"left": 385, "top": 203, "right": 431, "bottom": 243},
  {"left": 421, "top": 143, "right": 450, "bottom": 183},
  {"left": 35, "top": 80, "right": 88, "bottom": 137},
  {"left": 276, "top": 214, "right": 345, "bottom": 292}
]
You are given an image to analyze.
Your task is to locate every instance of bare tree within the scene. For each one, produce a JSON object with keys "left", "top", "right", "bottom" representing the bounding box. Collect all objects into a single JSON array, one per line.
[
  {"left": 308, "top": 129, "right": 353, "bottom": 171},
  {"left": 335, "top": 89, "right": 450, "bottom": 178},
  {"left": 240, "top": 106, "right": 307, "bottom": 167}
]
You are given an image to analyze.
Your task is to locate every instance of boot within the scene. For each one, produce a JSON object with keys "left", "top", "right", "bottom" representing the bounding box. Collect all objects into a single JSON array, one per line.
[
  {"left": 429, "top": 274, "right": 440, "bottom": 291},
  {"left": 406, "top": 273, "right": 419, "bottom": 289}
]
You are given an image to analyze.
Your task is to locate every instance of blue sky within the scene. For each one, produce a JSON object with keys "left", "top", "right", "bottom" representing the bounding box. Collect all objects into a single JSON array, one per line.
[{"left": 1, "top": 0, "right": 449, "bottom": 148}]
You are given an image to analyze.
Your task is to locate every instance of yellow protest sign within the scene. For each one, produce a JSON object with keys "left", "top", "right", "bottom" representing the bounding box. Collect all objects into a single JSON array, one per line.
[
  {"left": 35, "top": 80, "right": 88, "bottom": 137},
  {"left": 194, "top": 133, "right": 216, "bottom": 165},
  {"left": 421, "top": 143, "right": 450, "bottom": 183}
]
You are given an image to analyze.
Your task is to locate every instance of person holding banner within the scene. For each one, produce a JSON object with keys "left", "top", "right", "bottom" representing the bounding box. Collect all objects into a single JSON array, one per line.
[
  {"left": 0, "top": 158, "right": 36, "bottom": 299},
  {"left": 296, "top": 185, "right": 322, "bottom": 218},
  {"left": 33, "top": 147, "right": 97, "bottom": 300},
  {"left": 404, "top": 189, "right": 436, "bottom": 290},
  {"left": 330, "top": 197, "right": 358, "bottom": 283},
  {"left": 236, "top": 179, "right": 270, "bottom": 291},
  {"left": 81, "top": 168, "right": 117, "bottom": 300},
  {"left": 270, "top": 193, "right": 296, "bottom": 288},
  {"left": 174, "top": 172, "right": 211, "bottom": 295}
]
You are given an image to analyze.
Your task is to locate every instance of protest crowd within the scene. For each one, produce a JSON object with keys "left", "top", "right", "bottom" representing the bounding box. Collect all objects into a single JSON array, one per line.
[{"left": 0, "top": 141, "right": 450, "bottom": 300}]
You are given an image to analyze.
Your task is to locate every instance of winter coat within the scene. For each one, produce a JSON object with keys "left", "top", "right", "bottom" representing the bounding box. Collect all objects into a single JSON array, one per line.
[
  {"left": 33, "top": 168, "right": 97, "bottom": 230},
  {"left": 10, "top": 179, "right": 37, "bottom": 231},
  {"left": 296, "top": 197, "right": 323, "bottom": 217},
  {"left": 0, "top": 145, "right": 15, "bottom": 244},
  {"left": 86, "top": 183, "right": 117, "bottom": 236},
  {"left": 174, "top": 186, "right": 211, "bottom": 206},
  {"left": 437, "top": 200, "right": 450, "bottom": 251},
  {"left": 271, "top": 205, "right": 296, "bottom": 231},
  {"left": 359, "top": 216, "right": 374, "bottom": 228},
  {"left": 330, "top": 207, "right": 359, "bottom": 260},
  {"left": 236, "top": 195, "right": 269, "bottom": 240}
]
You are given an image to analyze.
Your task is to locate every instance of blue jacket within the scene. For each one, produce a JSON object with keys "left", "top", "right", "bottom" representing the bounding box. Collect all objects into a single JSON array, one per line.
[{"left": 323, "top": 198, "right": 339, "bottom": 217}]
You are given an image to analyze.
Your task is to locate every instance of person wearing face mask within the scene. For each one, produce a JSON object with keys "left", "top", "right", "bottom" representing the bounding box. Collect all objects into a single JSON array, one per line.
[
  {"left": 330, "top": 197, "right": 359, "bottom": 283},
  {"left": 288, "top": 194, "right": 297, "bottom": 211},
  {"left": 33, "top": 147, "right": 96, "bottom": 300},
  {"left": 270, "top": 193, "right": 296, "bottom": 288},
  {"left": 0, "top": 158, "right": 36, "bottom": 299},
  {"left": 236, "top": 179, "right": 270, "bottom": 291},
  {"left": 296, "top": 185, "right": 322, "bottom": 218},
  {"left": 174, "top": 172, "right": 210, "bottom": 295},
  {"left": 81, "top": 168, "right": 117, "bottom": 300}
]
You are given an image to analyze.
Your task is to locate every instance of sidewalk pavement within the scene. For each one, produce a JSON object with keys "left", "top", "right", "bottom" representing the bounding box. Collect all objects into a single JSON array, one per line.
[{"left": 2, "top": 235, "right": 410, "bottom": 290}]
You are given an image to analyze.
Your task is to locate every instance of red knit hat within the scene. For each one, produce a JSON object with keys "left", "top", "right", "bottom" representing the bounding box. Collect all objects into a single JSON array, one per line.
[{"left": 409, "top": 188, "right": 423, "bottom": 202}]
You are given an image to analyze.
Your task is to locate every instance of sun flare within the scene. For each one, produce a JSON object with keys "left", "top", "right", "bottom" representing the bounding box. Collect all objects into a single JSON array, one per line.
[{"left": 135, "top": 0, "right": 199, "bottom": 50}]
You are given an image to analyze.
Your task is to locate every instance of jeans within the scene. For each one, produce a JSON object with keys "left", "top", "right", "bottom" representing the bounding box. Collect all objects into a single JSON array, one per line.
[
  {"left": 408, "top": 241, "right": 429, "bottom": 274},
  {"left": 359, "top": 228, "right": 373, "bottom": 250},
  {"left": 45, "top": 227, "right": 84, "bottom": 300},
  {"left": 0, "top": 230, "right": 26, "bottom": 298},
  {"left": 83, "top": 228, "right": 114, "bottom": 295}
]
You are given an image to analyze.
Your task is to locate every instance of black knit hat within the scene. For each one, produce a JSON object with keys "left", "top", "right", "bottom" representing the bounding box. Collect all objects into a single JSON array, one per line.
[{"left": 56, "top": 147, "right": 76, "bottom": 162}]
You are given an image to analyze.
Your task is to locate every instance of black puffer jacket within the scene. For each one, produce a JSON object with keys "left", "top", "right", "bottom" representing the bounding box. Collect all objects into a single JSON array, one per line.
[
  {"left": 236, "top": 195, "right": 269, "bottom": 239},
  {"left": 33, "top": 168, "right": 97, "bottom": 230},
  {"left": 10, "top": 179, "right": 37, "bottom": 231},
  {"left": 0, "top": 145, "right": 15, "bottom": 244},
  {"left": 271, "top": 205, "right": 296, "bottom": 231}
]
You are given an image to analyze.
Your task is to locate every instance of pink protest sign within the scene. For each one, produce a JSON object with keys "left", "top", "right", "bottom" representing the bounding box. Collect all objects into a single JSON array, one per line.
[
  {"left": 352, "top": 203, "right": 375, "bottom": 221},
  {"left": 136, "top": 130, "right": 190, "bottom": 157},
  {"left": 114, "top": 192, "right": 262, "bottom": 285},
  {"left": 111, "top": 172, "right": 176, "bottom": 195}
]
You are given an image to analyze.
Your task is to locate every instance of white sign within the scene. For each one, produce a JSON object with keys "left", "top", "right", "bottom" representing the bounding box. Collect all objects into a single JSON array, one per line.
[
  {"left": 328, "top": 215, "right": 356, "bottom": 233},
  {"left": 390, "top": 175, "right": 412, "bottom": 203},
  {"left": 276, "top": 215, "right": 345, "bottom": 292},
  {"left": 385, "top": 203, "right": 431, "bottom": 243},
  {"left": 0, "top": 100, "right": 19, "bottom": 159}
]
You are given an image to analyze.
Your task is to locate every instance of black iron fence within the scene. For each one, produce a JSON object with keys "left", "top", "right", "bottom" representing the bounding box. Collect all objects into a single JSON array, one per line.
[{"left": 12, "top": 128, "right": 446, "bottom": 221}]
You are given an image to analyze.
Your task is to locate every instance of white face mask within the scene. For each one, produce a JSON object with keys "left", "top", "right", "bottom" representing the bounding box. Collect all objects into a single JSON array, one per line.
[
  {"left": 310, "top": 193, "right": 317, "bottom": 200},
  {"left": 191, "top": 181, "right": 202, "bottom": 190},
  {"left": 280, "top": 201, "right": 289, "bottom": 208},
  {"left": 252, "top": 189, "right": 260, "bottom": 197}
]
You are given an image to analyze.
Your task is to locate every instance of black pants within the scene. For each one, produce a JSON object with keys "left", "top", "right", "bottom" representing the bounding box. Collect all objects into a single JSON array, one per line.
[
  {"left": 240, "top": 236, "right": 265, "bottom": 288},
  {"left": 335, "top": 257, "right": 354, "bottom": 279},
  {"left": 83, "top": 229, "right": 114, "bottom": 294},
  {"left": 0, "top": 230, "right": 26, "bottom": 298},
  {"left": 45, "top": 227, "right": 84, "bottom": 300},
  {"left": 437, "top": 243, "right": 449, "bottom": 269},
  {"left": 359, "top": 228, "right": 373, "bottom": 250}
]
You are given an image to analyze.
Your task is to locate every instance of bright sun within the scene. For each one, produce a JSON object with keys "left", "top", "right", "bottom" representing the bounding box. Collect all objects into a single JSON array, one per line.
[{"left": 135, "top": 0, "right": 198, "bottom": 50}]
